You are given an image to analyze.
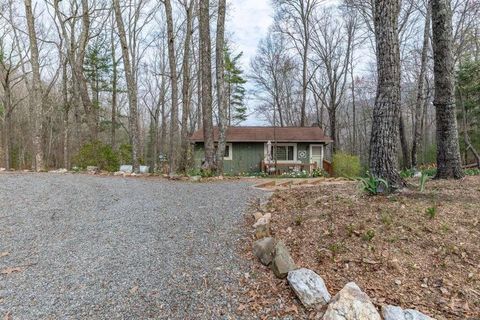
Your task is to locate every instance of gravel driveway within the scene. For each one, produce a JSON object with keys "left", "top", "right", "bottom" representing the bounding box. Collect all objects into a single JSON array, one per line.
[{"left": 0, "top": 173, "right": 264, "bottom": 319}]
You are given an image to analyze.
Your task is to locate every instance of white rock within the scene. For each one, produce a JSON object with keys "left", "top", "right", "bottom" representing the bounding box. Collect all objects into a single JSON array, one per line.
[
  {"left": 382, "top": 305, "right": 435, "bottom": 320},
  {"left": 323, "top": 282, "right": 381, "bottom": 320},
  {"left": 253, "top": 212, "right": 271, "bottom": 228},
  {"left": 287, "top": 268, "right": 330, "bottom": 309}
]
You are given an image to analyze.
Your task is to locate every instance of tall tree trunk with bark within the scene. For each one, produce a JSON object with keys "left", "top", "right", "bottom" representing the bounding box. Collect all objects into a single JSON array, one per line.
[
  {"left": 111, "top": 19, "right": 118, "bottom": 150},
  {"left": 411, "top": 3, "right": 431, "bottom": 169},
  {"left": 24, "top": 0, "right": 45, "bottom": 171},
  {"left": 369, "top": 0, "right": 405, "bottom": 189},
  {"left": 164, "top": 0, "right": 179, "bottom": 176},
  {"left": 430, "top": 0, "right": 464, "bottom": 179},
  {"left": 180, "top": 1, "right": 193, "bottom": 173},
  {"left": 199, "top": 0, "right": 215, "bottom": 171},
  {"left": 399, "top": 113, "right": 411, "bottom": 169},
  {"left": 216, "top": 0, "right": 227, "bottom": 175},
  {"left": 113, "top": 0, "right": 140, "bottom": 172}
]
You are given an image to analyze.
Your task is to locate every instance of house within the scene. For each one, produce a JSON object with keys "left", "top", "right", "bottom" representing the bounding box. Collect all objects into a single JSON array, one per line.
[{"left": 190, "top": 126, "right": 333, "bottom": 175}]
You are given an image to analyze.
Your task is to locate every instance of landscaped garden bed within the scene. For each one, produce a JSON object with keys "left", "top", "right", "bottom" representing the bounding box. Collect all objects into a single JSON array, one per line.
[{"left": 238, "top": 176, "right": 480, "bottom": 319}]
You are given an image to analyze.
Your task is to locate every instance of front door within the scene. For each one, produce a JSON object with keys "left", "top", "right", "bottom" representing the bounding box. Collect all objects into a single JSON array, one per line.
[{"left": 310, "top": 145, "right": 323, "bottom": 169}]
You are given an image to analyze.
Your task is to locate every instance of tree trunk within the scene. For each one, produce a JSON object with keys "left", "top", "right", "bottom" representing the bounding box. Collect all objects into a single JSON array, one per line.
[
  {"left": 411, "top": 3, "right": 431, "bottom": 169},
  {"left": 370, "top": 0, "right": 405, "bottom": 189},
  {"left": 113, "top": 0, "right": 140, "bottom": 172},
  {"left": 430, "top": 0, "right": 464, "bottom": 179},
  {"left": 24, "top": 0, "right": 45, "bottom": 172},
  {"left": 111, "top": 22, "right": 118, "bottom": 150},
  {"left": 216, "top": 0, "right": 227, "bottom": 176},
  {"left": 329, "top": 108, "right": 337, "bottom": 154},
  {"left": 180, "top": 1, "right": 193, "bottom": 173},
  {"left": 164, "top": 0, "right": 179, "bottom": 176},
  {"left": 62, "top": 59, "right": 70, "bottom": 169},
  {"left": 399, "top": 112, "right": 411, "bottom": 169},
  {"left": 199, "top": 0, "right": 216, "bottom": 171}
]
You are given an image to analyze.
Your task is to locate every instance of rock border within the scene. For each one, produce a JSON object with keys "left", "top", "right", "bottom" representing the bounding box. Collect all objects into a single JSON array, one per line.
[{"left": 250, "top": 209, "right": 436, "bottom": 320}]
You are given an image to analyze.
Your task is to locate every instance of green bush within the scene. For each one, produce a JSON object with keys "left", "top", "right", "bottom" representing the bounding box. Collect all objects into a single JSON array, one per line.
[
  {"left": 73, "top": 140, "right": 120, "bottom": 172},
  {"left": 333, "top": 152, "right": 361, "bottom": 178}
]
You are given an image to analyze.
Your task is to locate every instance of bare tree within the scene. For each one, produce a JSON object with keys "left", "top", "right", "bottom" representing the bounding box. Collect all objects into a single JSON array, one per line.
[
  {"left": 179, "top": 0, "right": 194, "bottom": 173},
  {"left": 215, "top": 0, "right": 227, "bottom": 175},
  {"left": 430, "top": 0, "right": 464, "bottom": 178},
  {"left": 274, "top": 0, "right": 321, "bottom": 127},
  {"left": 24, "top": 0, "right": 45, "bottom": 171},
  {"left": 199, "top": 0, "right": 215, "bottom": 170},
  {"left": 113, "top": 0, "right": 141, "bottom": 172},
  {"left": 411, "top": 2, "right": 431, "bottom": 169}
]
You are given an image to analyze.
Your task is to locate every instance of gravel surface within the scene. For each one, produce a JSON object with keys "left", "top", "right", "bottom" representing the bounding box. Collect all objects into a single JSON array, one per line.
[{"left": 0, "top": 173, "right": 265, "bottom": 319}]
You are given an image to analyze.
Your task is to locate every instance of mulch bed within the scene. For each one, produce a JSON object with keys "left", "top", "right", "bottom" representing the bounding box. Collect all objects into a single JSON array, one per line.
[{"left": 237, "top": 176, "right": 480, "bottom": 319}]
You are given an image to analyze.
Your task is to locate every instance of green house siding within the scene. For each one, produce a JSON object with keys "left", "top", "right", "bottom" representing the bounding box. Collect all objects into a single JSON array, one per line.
[
  {"left": 194, "top": 142, "right": 265, "bottom": 174},
  {"left": 193, "top": 142, "right": 324, "bottom": 174}
]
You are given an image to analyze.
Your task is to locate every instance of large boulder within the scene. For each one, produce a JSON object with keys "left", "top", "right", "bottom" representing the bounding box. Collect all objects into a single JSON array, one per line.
[
  {"left": 382, "top": 305, "right": 434, "bottom": 320},
  {"left": 287, "top": 268, "right": 331, "bottom": 309},
  {"left": 253, "top": 237, "right": 276, "bottom": 266},
  {"left": 323, "top": 282, "right": 381, "bottom": 320},
  {"left": 271, "top": 241, "right": 296, "bottom": 278}
]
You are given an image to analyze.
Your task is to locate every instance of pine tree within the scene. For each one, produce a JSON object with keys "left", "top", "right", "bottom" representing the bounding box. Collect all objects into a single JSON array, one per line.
[{"left": 224, "top": 48, "right": 247, "bottom": 125}]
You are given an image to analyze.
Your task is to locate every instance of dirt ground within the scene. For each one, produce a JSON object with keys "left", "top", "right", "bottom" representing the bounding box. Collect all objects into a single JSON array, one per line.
[{"left": 239, "top": 176, "right": 480, "bottom": 319}]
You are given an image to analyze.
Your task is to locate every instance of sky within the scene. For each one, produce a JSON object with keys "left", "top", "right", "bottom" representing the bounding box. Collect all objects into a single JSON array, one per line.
[
  {"left": 228, "top": 0, "right": 273, "bottom": 73},
  {"left": 227, "top": 0, "right": 274, "bottom": 125}
]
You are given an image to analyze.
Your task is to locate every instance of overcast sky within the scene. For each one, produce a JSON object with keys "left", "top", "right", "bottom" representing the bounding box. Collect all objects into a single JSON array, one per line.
[
  {"left": 228, "top": 0, "right": 273, "bottom": 72},
  {"left": 226, "top": 0, "right": 274, "bottom": 124}
]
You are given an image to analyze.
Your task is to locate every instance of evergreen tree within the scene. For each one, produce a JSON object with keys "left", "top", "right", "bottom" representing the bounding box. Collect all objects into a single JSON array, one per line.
[{"left": 224, "top": 47, "right": 247, "bottom": 125}]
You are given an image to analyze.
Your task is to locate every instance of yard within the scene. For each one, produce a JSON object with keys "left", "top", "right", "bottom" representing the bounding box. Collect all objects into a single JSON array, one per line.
[
  {"left": 0, "top": 173, "right": 264, "bottom": 319},
  {"left": 239, "top": 176, "right": 480, "bottom": 319}
]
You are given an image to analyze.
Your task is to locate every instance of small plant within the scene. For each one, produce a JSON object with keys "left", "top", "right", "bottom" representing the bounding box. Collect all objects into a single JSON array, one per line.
[
  {"left": 426, "top": 206, "right": 437, "bottom": 219},
  {"left": 328, "top": 243, "right": 345, "bottom": 256},
  {"left": 345, "top": 223, "right": 356, "bottom": 237},
  {"left": 358, "top": 172, "right": 389, "bottom": 195},
  {"left": 294, "top": 215, "right": 304, "bottom": 226},
  {"left": 311, "top": 168, "right": 328, "bottom": 178},
  {"left": 380, "top": 211, "right": 393, "bottom": 227},
  {"left": 362, "top": 229, "right": 376, "bottom": 242},
  {"left": 419, "top": 172, "right": 429, "bottom": 192}
]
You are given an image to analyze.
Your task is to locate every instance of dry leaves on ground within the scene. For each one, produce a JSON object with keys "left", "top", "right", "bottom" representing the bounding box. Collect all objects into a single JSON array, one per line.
[{"left": 239, "top": 176, "right": 480, "bottom": 320}]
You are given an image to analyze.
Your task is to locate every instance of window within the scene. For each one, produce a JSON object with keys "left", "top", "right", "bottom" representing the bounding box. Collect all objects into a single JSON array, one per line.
[
  {"left": 265, "top": 143, "right": 297, "bottom": 162},
  {"left": 215, "top": 143, "right": 233, "bottom": 160},
  {"left": 275, "top": 145, "right": 294, "bottom": 161},
  {"left": 224, "top": 143, "right": 232, "bottom": 160}
]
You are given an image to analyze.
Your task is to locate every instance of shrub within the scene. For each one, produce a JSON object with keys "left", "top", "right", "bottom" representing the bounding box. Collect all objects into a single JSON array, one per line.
[
  {"left": 73, "top": 140, "right": 120, "bottom": 172},
  {"left": 333, "top": 152, "right": 361, "bottom": 178},
  {"left": 311, "top": 168, "right": 328, "bottom": 178}
]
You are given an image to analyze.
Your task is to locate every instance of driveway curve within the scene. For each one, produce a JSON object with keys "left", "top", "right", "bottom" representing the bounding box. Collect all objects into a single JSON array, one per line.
[{"left": 0, "top": 173, "right": 264, "bottom": 319}]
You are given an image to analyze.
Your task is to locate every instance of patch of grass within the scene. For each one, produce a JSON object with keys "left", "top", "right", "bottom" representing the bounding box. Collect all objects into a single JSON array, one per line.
[
  {"left": 294, "top": 215, "right": 304, "bottom": 226},
  {"left": 328, "top": 243, "right": 346, "bottom": 256},
  {"left": 426, "top": 206, "right": 437, "bottom": 219},
  {"left": 362, "top": 229, "right": 376, "bottom": 242},
  {"left": 380, "top": 211, "right": 393, "bottom": 227}
]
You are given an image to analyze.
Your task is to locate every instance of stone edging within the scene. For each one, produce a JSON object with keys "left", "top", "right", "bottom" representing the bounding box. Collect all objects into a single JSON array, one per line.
[{"left": 250, "top": 209, "right": 436, "bottom": 320}]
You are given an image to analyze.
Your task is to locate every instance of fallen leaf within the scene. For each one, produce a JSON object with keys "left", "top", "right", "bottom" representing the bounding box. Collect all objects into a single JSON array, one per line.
[
  {"left": 0, "top": 267, "right": 22, "bottom": 275},
  {"left": 3, "top": 312, "right": 12, "bottom": 320},
  {"left": 129, "top": 286, "right": 139, "bottom": 294},
  {"left": 285, "top": 304, "right": 298, "bottom": 314},
  {"left": 0, "top": 252, "right": 9, "bottom": 258}
]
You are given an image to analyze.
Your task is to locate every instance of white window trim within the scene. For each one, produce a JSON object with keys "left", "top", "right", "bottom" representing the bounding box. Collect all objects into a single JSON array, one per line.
[
  {"left": 309, "top": 144, "right": 324, "bottom": 165},
  {"left": 224, "top": 143, "right": 233, "bottom": 160},
  {"left": 264, "top": 142, "right": 298, "bottom": 163}
]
